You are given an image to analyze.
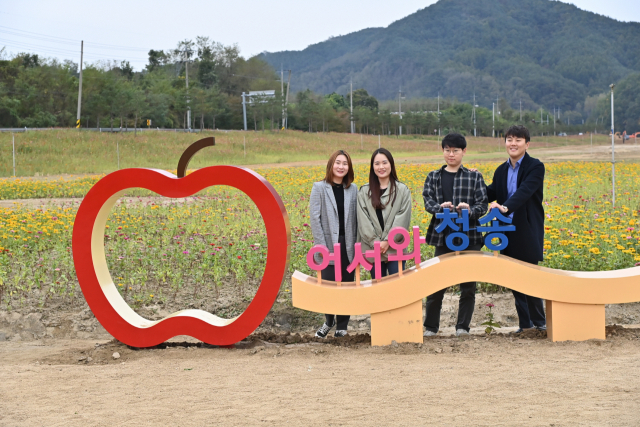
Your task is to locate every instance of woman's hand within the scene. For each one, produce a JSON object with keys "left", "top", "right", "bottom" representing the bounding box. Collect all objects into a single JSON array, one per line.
[{"left": 380, "top": 240, "right": 390, "bottom": 254}]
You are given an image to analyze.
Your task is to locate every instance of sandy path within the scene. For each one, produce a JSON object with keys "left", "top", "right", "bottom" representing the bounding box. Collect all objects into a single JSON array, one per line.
[{"left": 1, "top": 331, "right": 639, "bottom": 426}]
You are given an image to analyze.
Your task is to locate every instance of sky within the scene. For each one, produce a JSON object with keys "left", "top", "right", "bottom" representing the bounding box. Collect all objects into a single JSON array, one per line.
[{"left": 1, "top": 0, "right": 638, "bottom": 71}]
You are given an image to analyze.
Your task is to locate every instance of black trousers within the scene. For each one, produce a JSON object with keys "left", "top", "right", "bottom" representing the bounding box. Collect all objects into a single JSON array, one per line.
[
  {"left": 322, "top": 235, "right": 354, "bottom": 331},
  {"left": 511, "top": 261, "right": 546, "bottom": 328},
  {"left": 424, "top": 243, "right": 483, "bottom": 333}
]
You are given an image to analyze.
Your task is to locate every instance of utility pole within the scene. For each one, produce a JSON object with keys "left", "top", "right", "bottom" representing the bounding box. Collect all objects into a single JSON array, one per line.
[
  {"left": 186, "top": 55, "right": 191, "bottom": 132},
  {"left": 76, "top": 40, "right": 83, "bottom": 129},
  {"left": 285, "top": 70, "right": 291, "bottom": 129},
  {"left": 473, "top": 93, "right": 477, "bottom": 137},
  {"left": 519, "top": 99, "right": 522, "bottom": 122},
  {"left": 350, "top": 79, "right": 354, "bottom": 134},
  {"left": 242, "top": 92, "right": 248, "bottom": 131},
  {"left": 492, "top": 102, "right": 495, "bottom": 138},
  {"left": 610, "top": 84, "right": 616, "bottom": 208},
  {"left": 495, "top": 95, "right": 500, "bottom": 138},
  {"left": 178, "top": 46, "right": 193, "bottom": 132},
  {"left": 541, "top": 108, "right": 543, "bottom": 136},
  {"left": 398, "top": 87, "right": 403, "bottom": 136},
  {"left": 12, "top": 133, "right": 16, "bottom": 177},
  {"left": 281, "top": 65, "right": 284, "bottom": 129},
  {"left": 437, "top": 92, "right": 440, "bottom": 136}
]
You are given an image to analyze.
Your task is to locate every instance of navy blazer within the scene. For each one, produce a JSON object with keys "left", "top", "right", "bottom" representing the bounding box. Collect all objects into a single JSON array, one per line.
[{"left": 486, "top": 152, "right": 545, "bottom": 264}]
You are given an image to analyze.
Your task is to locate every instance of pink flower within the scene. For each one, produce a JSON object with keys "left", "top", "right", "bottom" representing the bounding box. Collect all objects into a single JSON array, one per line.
[
  {"left": 183, "top": 250, "right": 189, "bottom": 254},
  {"left": 485, "top": 303, "right": 494, "bottom": 308}
]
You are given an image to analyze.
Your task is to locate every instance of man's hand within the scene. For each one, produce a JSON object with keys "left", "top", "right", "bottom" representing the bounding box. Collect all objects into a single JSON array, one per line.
[
  {"left": 441, "top": 201, "right": 454, "bottom": 210},
  {"left": 489, "top": 201, "right": 508, "bottom": 214},
  {"left": 379, "top": 240, "right": 390, "bottom": 254},
  {"left": 456, "top": 202, "right": 470, "bottom": 212},
  {"left": 468, "top": 168, "right": 480, "bottom": 173}
]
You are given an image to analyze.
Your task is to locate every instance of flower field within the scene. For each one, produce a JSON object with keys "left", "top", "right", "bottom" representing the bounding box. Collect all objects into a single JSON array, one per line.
[{"left": 0, "top": 161, "right": 638, "bottom": 312}]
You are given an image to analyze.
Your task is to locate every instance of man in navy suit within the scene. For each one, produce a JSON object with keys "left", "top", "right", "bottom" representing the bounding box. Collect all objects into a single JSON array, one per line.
[{"left": 486, "top": 125, "right": 546, "bottom": 332}]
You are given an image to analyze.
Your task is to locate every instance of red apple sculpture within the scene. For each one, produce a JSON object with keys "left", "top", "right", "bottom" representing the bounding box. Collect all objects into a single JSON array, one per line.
[{"left": 72, "top": 137, "right": 290, "bottom": 347}]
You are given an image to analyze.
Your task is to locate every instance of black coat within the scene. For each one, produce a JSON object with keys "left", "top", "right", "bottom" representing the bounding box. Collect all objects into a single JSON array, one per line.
[{"left": 486, "top": 152, "right": 545, "bottom": 264}]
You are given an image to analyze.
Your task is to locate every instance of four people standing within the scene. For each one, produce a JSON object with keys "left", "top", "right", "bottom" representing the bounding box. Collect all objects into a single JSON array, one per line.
[{"left": 308, "top": 125, "right": 545, "bottom": 338}]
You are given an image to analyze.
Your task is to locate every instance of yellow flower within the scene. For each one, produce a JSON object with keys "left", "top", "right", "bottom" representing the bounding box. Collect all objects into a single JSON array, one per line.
[
  {"left": 563, "top": 255, "right": 571, "bottom": 259},
  {"left": 589, "top": 248, "right": 600, "bottom": 255}
]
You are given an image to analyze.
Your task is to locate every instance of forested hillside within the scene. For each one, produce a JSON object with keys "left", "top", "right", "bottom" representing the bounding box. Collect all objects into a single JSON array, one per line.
[
  {"left": 260, "top": 0, "right": 640, "bottom": 112},
  {"left": 1, "top": 0, "right": 639, "bottom": 133}
]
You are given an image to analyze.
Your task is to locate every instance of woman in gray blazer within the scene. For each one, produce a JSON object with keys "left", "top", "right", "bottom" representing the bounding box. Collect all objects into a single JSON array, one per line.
[
  {"left": 357, "top": 148, "right": 412, "bottom": 279},
  {"left": 309, "top": 150, "right": 358, "bottom": 338}
]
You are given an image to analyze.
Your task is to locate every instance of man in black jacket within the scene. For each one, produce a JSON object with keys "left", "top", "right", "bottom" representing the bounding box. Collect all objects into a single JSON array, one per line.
[{"left": 486, "top": 125, "right": 546, "bottom": 332}]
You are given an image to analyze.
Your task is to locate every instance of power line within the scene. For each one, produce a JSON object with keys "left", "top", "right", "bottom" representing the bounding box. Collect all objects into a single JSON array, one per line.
[
  {"left": 0, "top": 25, "right": 151, "bottom": 52},
  {"left": 0, "top": 39, "right": 148, "bottom": 61}
]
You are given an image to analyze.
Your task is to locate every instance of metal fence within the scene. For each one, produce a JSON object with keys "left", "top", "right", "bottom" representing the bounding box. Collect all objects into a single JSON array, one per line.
[{"left": 0, "top": 128, "right": 237, "bottom": 133}]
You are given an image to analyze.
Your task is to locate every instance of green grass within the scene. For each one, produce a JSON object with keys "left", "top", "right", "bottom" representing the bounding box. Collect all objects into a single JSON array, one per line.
[{"left": 0, "top": 129, "right": 617, "bottom": 177}]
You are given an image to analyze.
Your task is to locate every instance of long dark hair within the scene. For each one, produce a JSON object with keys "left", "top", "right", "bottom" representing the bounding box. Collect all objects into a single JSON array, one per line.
[{"left": 368, "top": 148, "right": 399, "bottom": 209}]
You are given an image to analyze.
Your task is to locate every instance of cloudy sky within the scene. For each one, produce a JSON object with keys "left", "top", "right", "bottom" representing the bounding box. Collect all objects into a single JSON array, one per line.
[{"left": 1, "top": 0, "right": 638, "bottom": 70}]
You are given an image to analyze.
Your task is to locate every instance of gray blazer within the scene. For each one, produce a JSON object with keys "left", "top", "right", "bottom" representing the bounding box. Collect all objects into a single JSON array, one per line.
[{"left": 309, "top": 181, "right": 358, "bottom": 265}]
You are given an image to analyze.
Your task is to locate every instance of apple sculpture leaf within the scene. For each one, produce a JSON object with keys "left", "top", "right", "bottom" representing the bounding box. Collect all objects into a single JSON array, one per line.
[{"left": 72, "top": 137, "right": 291, "bottom": 347}]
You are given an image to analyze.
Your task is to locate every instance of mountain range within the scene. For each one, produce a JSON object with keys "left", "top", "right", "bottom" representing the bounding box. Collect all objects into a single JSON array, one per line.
[{"left": 259, "top": 0, "right": 640, "bottom": 112}]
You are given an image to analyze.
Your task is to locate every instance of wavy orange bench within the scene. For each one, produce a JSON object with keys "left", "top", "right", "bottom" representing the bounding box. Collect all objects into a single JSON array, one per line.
[{"left": 292, "top": 251, "right": 640, "bottom": 345}]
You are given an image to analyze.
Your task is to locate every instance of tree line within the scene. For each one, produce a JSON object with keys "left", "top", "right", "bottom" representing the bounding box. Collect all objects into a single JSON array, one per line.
[{"left": 0, "top": 39, "right": 638, "bottom": 134}]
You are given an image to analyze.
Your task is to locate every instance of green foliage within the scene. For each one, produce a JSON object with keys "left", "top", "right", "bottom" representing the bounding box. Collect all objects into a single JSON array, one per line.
[
  {"left": 481, "top": 303, "right": 501, "bottom": 334},
  {"left": 325, "top": 92, "right": 346, "bottom": 110},
  {"left": 613, "top": 73, "right": 640, "bottom": 133},
  {"left": 352, "top": 89, "right": 378, "bottom": 110},
  {"left": 0, "top": 38, "right": 280, "bottom": 130}
]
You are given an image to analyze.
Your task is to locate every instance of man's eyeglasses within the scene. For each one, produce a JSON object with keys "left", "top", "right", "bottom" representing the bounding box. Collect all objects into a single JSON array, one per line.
[{"left": 444, "top": 149, "right": 462, "bottom": 155}]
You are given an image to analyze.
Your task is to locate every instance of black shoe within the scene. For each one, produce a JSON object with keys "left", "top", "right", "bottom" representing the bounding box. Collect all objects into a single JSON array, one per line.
[
  {"left": 334, "top": 330, "right": 348, "bottom": 337},
  {"left": 315, "top": 322, "right": 334, "bottom": 338},
  {"left": 512, "top": 327, "right": 535, "bottom": 334},
  {"left": 535, "top": 325, "right": 547, "bottom": 331}
]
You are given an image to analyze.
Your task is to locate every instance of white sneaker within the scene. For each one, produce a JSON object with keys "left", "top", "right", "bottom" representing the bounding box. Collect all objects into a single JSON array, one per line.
[
  {"left": 455, "top": 329, "right": 470, "bottom": 337},
  {"left": 423, "top": 330, "right": 437, "bottom": 337},
  {"left": 315, "top": 322, "right": 334, "bottom": 338}
]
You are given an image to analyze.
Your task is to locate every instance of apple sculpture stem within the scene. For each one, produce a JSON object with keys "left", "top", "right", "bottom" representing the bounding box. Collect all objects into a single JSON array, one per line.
[{"left": 72, "top": 137, "right": 291, "bottom": 347}]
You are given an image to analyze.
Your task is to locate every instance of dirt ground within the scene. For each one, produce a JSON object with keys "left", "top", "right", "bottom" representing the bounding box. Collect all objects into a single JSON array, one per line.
[{"left": 1, "top": 326, "right": 639, "bottom": 427}]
